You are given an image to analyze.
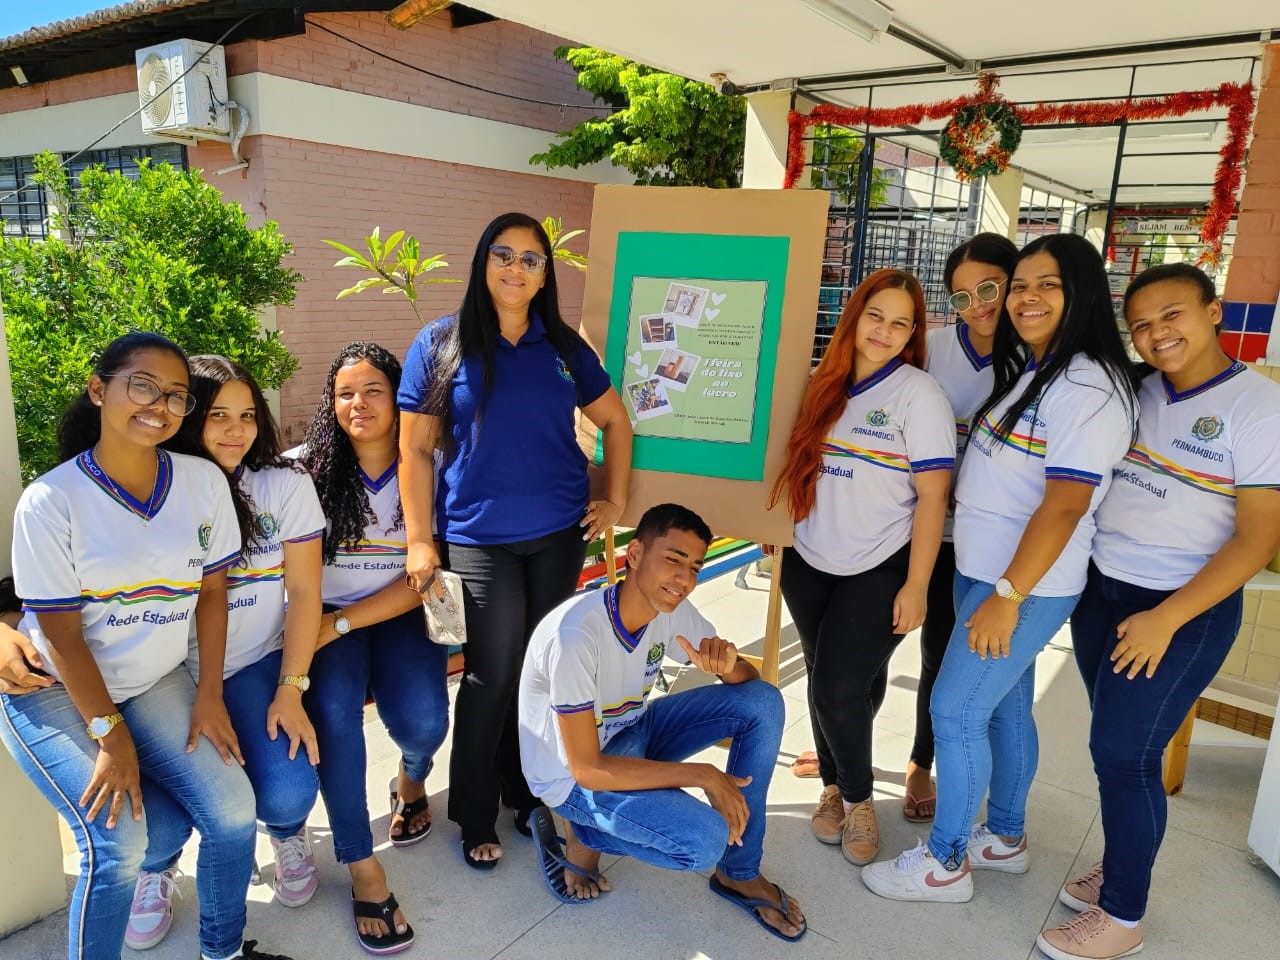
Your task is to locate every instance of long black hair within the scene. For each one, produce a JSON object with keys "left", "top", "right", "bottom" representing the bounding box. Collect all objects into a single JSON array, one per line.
[
  {"left": 970, "top": 233, "right": 1138, "bottom": 445},
  {"left": 421, "top": 212, "right": 589, "bottom": 423},
  {"left": 165, "top": 355, "right": 297, "bottom": 552},
  {"left": 944, "top": 232, "right": 1019, "bottom": 296},
  {"left": 57, "top": 331, "right": 189, "bottom": 463},
  {"left": 300, "top": 342, "right": 404, "bottom": 564}
]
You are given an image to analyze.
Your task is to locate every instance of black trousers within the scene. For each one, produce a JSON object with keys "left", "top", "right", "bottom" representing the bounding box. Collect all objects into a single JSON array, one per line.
[
  {"left": 781, "top": 543, "right": 910, "bottom": 803},
  {"left": 442, "top": 523, "right": 588, "bottom": 842},
  {"left": 913, "top": 540, "right": 956, "bottom": 769}
]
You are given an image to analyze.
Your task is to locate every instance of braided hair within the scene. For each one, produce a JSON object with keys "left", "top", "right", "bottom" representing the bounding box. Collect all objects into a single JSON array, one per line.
[{"left": 300, "top": 342, "right": 404, "bottom": 564}]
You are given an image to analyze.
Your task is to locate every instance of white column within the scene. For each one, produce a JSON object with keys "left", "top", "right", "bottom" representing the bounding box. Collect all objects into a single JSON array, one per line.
[
  {"left": 979, "top": 168, "right": 1024, "bottom": 240},
  {"left": 0, "top": 303, "right": 68, "bottom": 936},
  {"left": 742, "top": 90, "right": 798, "bottom": 189}
]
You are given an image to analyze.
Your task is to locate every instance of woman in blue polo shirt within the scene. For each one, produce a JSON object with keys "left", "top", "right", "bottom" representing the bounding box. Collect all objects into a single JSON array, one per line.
[
  {"left": 398, "top": 212, "right": 632, "bottom": 869},
  {"left": 1036, "top": 264, "right": 1280, "bottom": 960}
]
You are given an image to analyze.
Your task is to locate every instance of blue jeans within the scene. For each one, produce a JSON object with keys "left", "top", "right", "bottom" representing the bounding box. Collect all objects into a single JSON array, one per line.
[
  {"left": 1071, "top": 562, "right": 1242, "bottom": 921},
  {"left": 0, "top": 667, "right": 257, "bottom": 960},
  {"left": 553, "top": 679, "right": 784, "bottom": 881},
  {"left": 142, "top": 650, "right": 321, "bottom": 872},
  {"left": 306, "top": 605, "right": 449, "bottom": 863},
  {"left": 928, "top": 574, "right": 1080, "bottom": 868}
]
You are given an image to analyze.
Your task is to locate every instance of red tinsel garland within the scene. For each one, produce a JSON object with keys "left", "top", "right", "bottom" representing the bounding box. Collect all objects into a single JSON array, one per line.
[{"left": 783, "top": 81, "right": 1256, "bottom": 265}]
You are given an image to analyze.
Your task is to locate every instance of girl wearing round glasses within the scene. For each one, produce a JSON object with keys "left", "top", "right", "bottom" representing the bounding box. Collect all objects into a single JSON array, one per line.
[
  {"left": 399, "top": 212, "right": 632, "bottom": 869},
  {"left": 124, "top": 356, "right": 326, "bottom": 949},
  {"left": 864, "top": 233, "right": 1138, "bottom": 904},
  {"left": 900, "top": 233, "right": 1018, "bottom": 824},
  {"left": 771, "top": 269, "right": 955, "bottom": 868},
  {"left": 1036, "top": 264, "right": 1280, "bottom": 960},
  {"left": 0, "top": 332, "right": 293, "bottom": 960}
]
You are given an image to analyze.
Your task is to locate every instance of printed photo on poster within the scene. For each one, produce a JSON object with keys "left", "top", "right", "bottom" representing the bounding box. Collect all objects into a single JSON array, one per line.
[
  {"left": 653, "top": 348, "right": 701, "bottom": 391},
  {"left": 638, "top": 313, "right": 676, "bottom": 350},
  {"left": 626, "top": 378, "right": 674, "bottom": 420},
  {"left": 663, "top": 282, "right": 710, "bottom": 327}
]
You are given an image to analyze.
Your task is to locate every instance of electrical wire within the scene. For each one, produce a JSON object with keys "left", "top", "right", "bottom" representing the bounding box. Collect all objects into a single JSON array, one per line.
[
  {"left": 304, "top": 18, "right": 609, "bottom": 113},
  {"left": 0, "top": 13, "right": 258, "bottom": 207}
]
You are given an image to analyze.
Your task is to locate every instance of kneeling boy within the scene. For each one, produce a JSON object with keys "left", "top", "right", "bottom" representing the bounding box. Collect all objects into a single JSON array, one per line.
[{"left": 517, "top": 503, "right": 805, "bottom": 942}]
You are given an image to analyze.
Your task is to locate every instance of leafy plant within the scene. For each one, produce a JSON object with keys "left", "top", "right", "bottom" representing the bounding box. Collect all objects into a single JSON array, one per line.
[
  {"left": 531, "top": 47, "right": 747, "bottom": 188},
  {"left": 0, "top": 153, "right": 300, "bottom": 481},
  {"left": 324, "top": 226, "right": 458, "bottom": 325},
  {"left": 809, "top": 124, "right": 891, "bottom": 209},
  {"left": 542, "top": 215, "right": 588, "bottom": 271}
]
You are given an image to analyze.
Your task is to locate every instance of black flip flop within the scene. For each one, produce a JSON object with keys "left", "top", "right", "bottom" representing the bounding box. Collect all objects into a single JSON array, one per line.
[
  {"left": 461, "top": 833, "right": 501, "bottom": 870},
  {"left": 388, "top": 777, "right": 432, "bottom": 847},
  {"left": 351, "top": 890, "right": 414, "bottom": 955},
  {"left": 530, "top": 806, "right": 607, "bottom": 904}
]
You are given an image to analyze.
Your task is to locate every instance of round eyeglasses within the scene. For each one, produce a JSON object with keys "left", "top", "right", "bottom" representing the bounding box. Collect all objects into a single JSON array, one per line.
[
  {"left": 948, "top": 278, "right": 1007, "bottom": 313},
  {"left": 100, "top": 374, "right": 197, "bottom": 417},
  {"left": 488, "top": 244, "right": 548, "bottom": 274}
]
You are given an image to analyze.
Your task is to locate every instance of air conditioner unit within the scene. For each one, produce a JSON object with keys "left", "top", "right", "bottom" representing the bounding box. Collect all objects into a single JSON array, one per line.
[{"left": 135, "top": 39, "right": 229, "bottom": 138}]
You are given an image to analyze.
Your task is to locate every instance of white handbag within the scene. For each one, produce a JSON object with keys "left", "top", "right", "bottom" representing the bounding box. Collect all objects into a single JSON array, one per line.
[{"left": 417, "top": 570, "right": 467, "bottom": 646}]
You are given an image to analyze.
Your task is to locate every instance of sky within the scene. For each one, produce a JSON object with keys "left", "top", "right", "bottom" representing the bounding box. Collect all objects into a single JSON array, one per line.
[{"left": 0, "top": 1, "right": 115, "bottom": 38}]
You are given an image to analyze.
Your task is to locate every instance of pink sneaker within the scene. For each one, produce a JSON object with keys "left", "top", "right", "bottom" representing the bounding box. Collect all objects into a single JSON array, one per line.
[
  {"left": 125, "top": 868, "right": 182, "bottom": 950},
  {"left": 1036, "top": 905, "right": 1143, "bottom": 959},
  {"left": 1060, "top": 862, "right": 1104, "bottom": 911},
  {"left": 271, "top": 829, "right": 318, "bottom": 908}
]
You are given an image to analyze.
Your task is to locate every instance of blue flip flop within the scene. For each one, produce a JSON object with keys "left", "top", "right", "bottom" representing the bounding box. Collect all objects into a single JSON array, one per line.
[
  {"left": 530, "top": 806, "right": 607, "bottom": 904},
  {"left": 708, "top": 874, "right": 807, "bottom": 942}
]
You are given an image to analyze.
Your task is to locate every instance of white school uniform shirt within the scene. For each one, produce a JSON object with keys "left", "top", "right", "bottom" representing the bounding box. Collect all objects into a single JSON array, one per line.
[
  {"left": 319, "top": 462, "right": 407, "bottom": 607},
  {"left": 13, "top": 450, "right": 240, "bottom": 703},
  {"left": 518, "top": 585, "right": 714, "bottom": 808},
  {"left": 187, "top": 463, "right": 326, "bottom": 682},
  {"left": 1093, "top": 362, "right": 1280, "bottom": 591},
  {"left": 955, "top": 354, "right": 1134, "bottom": 597},
  {"left": 792, "top": 359, "right": 956, "bottom": 576},
  {"left": 926, "top": 324, "right": 996, "bottom": 541}
]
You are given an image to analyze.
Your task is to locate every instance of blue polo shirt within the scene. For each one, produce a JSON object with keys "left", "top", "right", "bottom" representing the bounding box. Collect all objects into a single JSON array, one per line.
[{"left": 398, "top": 313, "right": 612, "bottom": 545}]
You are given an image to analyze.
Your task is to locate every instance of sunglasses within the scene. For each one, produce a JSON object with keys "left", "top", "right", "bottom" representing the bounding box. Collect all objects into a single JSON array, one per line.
[
  {"left": 948, "top": 278, "right": 1007, "bottom": 313},
  {"left": 488, "top": 244, "right": 548, "bottom": 274}
]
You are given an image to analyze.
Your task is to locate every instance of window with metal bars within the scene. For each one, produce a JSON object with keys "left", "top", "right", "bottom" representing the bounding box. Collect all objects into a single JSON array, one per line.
[{"left": 0, "top": 143, "right": 187, "bottom": 239}]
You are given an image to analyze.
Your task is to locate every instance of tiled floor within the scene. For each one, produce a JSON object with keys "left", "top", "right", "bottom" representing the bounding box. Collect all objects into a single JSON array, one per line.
[{"left": 5, "top": 564, "right": 1278, "bottom": 959}]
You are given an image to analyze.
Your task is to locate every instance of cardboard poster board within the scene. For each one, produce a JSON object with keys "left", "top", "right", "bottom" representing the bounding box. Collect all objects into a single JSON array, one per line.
[{"left": 580, "top": 185, "right": 829, "bottom": 545}]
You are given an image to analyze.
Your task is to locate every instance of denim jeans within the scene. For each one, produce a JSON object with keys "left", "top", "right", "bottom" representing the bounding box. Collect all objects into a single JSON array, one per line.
[
  {"left": 553, "top": 679, "right": 784, "bottom": 881},
  {"left": 928, "top": 574, "right": 1080, "bottom": 868},
  {"left": 306, "top": 605, "right": 449, "bottom": 863},
  {"left": 0, "top": 667, "right": 257, "bottom": 960},
  {"left": 780, "top": 544, "right": 909, "bottom": 802},
  {"left": 442, "top": 523, "right": 587, "bottom": 840},
  {"left": 1071, "top": 562, "right": 1242, "bottom": 922},
  {"left": 142, "top": 649, "right": 321, "bottom": 873}
]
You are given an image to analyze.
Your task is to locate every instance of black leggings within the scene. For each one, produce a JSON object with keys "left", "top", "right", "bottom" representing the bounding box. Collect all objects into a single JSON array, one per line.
[
  {"left": 442, "top": 523, "right": 588, "bottom": 842},
  {"left": 912, "top": 541, "right": 956, "bottom": 769},
  {"left": 781, "top": 543, "right": 910, "bottom": 803}
]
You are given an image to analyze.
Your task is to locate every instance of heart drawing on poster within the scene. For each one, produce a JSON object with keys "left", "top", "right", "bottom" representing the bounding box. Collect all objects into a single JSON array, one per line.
[
  {"left": 703, "top": 308, "right": 720, "bottom": 321},
  {"left": 628, "top": 352, "right": 642, "bottom": 365},
  {"left": 634, "top": 364, "right": 649, "bottom": 378},
  {"left": 710, "top": 292, "right": 727, "bottom": 306}
]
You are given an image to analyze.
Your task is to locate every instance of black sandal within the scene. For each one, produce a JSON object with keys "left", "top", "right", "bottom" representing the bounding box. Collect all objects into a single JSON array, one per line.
[
  {"left": 461, "top": 832, "right": 501, "bottom": 870},
  {"left": 350, "top": 891, "right": 414, "bottom": 955},
  {"left": 514, "top": 807, "right": 534, "bottom": 838},
  {"left": 388, "top": 776, "right": 432, "bottom": 847}
]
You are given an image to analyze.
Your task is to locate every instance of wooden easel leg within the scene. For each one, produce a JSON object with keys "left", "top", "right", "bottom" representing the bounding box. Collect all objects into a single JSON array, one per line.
[
  {"left": 1163, "top": 704, "right": 1196, "bottom": 797},
  {"left": 762, "top": 549, "right": 784, "bottom": 686},
  {"left": 605, "top": 526, "right": 619, "bottom": 585}
]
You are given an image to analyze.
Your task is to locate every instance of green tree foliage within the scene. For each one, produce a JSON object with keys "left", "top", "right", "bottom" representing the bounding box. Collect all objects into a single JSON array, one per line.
[
  {"left": 810, "top": 124, "right": 891, "bottom": 208},
  {"left": 0, "top": 153, "right": 300, "bottom": 480},
  {"left": 531, "top": 47, "right": 747, "bottom": 188},
  {"left": 325, "top": 226, "right": 458, "bottom": 326}
]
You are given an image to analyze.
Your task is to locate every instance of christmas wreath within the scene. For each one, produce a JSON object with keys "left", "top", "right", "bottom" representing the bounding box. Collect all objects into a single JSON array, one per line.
[{"left": 940, "top": 102, "right": 1023, "bottom": 181}]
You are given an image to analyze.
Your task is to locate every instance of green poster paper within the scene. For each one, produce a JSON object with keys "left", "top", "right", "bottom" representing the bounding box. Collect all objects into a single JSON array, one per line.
[{"left": 603, "top": 232, "right": 790, "bottom": 481}]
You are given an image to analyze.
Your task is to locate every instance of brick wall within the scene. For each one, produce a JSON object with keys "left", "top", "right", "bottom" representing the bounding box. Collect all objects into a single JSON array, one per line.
[{"left": 190, "top": 134, "right": 596, "bottom": 441}]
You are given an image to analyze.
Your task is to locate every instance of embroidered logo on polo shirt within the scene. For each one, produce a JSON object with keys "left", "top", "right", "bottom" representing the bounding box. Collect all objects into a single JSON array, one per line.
[
  {"left": 555, "top": 356, "right": 575, "bottom": 384},
  {"left": 198, "top": 522, "right": 212, "bottom": 551},
  {"left": 866, "top": 408, "right": 890, "bottom": 427},
  {"left": 257, "top": 512, "right": 279, "bottom": 539},
  {"left": 1191, "top": 415, "right": 1224, "bottom": 442},
  {"left": 646, "top": 641, "right": 665, "bottom": 666}
]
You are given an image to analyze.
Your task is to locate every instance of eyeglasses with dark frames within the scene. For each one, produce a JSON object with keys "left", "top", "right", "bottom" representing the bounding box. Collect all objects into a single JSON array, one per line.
[{"left": 100, "top": 374, "right": 197, "bottom": 417}]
